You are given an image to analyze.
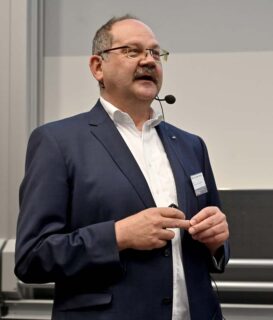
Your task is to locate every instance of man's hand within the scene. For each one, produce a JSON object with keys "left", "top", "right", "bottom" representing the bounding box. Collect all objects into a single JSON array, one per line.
[
  {"left": 115, "top": 207, "right": 190, "bottom": 251},
  {"left": 188, "top": 206, "right": 229, "bottom": 254}
]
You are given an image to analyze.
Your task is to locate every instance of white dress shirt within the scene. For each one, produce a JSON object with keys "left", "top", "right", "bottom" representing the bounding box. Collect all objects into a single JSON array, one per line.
[{"left": 100, "top": 97, "right": 191, "bottom": 320}]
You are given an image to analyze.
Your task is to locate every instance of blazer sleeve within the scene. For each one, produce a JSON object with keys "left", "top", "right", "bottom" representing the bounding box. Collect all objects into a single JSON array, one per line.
[
  {"left": 198, "top": 137, "right": 230, "bottom": 272},
  {"left": 15, "top": 126, "right": 123, "bottom": 284}
]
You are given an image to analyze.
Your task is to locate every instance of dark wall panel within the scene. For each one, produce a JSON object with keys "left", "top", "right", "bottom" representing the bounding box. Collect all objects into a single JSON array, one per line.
[{"left": 219, "top": 190, "right": 273, "bottom": 259}]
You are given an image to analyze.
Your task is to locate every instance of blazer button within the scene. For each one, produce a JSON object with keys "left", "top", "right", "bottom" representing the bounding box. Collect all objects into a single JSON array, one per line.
[
  {"left": 163, "top": 248, "right": 170, "bottom": 257},
  {"left": 162, "top": 297, "right": 172, "bottom": 305}
]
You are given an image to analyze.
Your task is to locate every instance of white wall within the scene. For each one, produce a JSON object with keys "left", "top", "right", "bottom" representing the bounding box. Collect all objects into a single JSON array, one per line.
[
  {"left": 0, "top": 0, "right": 29, "bottom": 238},
  {"left": 0, "top": 0, "right": 11, "bottom": 238}
]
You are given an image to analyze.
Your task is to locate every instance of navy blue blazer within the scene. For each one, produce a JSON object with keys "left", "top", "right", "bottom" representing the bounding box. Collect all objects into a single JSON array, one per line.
[{"left": 15, "top": 100, "right": 229, "bottom": 320}]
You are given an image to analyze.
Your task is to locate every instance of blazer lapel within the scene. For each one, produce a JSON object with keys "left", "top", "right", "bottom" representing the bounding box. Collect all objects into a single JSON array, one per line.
[
  {"left": 88, "top": 101, "right": 156, "bottom": 208},
  {"left": 156, "top": 122, "right": 197, "bottom": 218}
]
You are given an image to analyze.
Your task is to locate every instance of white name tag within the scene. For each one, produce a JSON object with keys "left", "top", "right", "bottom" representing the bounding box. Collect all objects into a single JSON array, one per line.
[{"left": 190, "top": 172, "right": 208, "bottom": 196}]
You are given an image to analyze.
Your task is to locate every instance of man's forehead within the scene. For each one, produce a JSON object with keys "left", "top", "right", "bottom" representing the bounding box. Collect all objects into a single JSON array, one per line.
[
  {"left": 112, "top": 18, "right": 149, "bottom": 28},
  {"left": 111, "top": 19, "right": 158, "bottom": 44}
]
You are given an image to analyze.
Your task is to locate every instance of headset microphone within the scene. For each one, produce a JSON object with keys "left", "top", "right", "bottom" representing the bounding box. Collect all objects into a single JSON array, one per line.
[
  {"left": 155, "top": 94, "right": 176, "bottom": 121},
  {"left": 155, "top": 95, "right": 176, "bottom": 104}
]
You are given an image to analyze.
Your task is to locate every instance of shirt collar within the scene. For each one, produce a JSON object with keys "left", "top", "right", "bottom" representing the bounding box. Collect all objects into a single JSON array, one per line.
[{"left": 99, "top": 96, "right": 163, "bottom": 129}]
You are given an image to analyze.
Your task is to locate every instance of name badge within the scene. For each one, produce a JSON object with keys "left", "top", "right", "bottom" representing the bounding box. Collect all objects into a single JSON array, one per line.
[{"left": 190, "top": 172, "right": 208, "bottom": 196}]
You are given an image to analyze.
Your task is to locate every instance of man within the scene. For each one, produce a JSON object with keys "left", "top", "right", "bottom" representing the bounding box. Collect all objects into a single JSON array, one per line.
[{"left": 15, "top": 15, "right": 229, "bottom": 320}]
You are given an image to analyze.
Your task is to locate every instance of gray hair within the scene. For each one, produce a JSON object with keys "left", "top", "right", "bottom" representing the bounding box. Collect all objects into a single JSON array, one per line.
[{"left": 92, "top": 14, "right": 139, "bottom": 55}]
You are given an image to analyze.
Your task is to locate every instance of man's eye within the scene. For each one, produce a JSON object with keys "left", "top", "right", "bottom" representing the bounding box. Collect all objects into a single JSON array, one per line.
[
  {"left": 151, "top": 50, "right": 160, "bottom": 58},
  {"left": 127, "top": 48, "right": 140, "bottom": 57}
]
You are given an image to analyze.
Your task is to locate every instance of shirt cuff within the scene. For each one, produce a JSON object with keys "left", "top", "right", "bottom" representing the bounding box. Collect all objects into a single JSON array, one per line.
[{"left": 211, "top": 245, "right": 225, "bottom": 271}]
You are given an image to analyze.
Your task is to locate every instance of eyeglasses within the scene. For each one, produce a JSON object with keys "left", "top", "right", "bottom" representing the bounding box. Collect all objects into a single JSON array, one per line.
[{"left": 97, "top": 46, "right": 169, "bottom": 62}]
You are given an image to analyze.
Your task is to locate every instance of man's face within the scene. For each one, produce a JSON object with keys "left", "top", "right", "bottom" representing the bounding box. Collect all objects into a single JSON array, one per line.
[{"left": 96, "top": 19, "right": 163, "bottom": 106}]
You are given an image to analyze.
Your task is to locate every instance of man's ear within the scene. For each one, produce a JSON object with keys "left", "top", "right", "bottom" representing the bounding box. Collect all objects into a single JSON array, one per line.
[{"left": 89, "top": 55, "right": 103, "bottom": 83}]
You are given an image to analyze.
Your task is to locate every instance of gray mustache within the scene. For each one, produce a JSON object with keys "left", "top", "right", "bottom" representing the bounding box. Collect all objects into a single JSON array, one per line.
[{"left": 134, "top": 67, "right": 157, "bottom": 83}]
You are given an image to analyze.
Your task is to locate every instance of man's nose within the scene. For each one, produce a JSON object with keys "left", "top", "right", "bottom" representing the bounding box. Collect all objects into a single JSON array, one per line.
[{"left": 139, "top": 51, "right": 157, "bottom": 65}]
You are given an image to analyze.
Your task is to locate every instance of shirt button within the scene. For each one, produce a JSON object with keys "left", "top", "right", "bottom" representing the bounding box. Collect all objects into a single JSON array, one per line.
[
  {"left": 163, "top": 248, "right": 170, "bottom": 257},
  {"left": 162, "top": 297, "right": 172, "bottom": 305}
]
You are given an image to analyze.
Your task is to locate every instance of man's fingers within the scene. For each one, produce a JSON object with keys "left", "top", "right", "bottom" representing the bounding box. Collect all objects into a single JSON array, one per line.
[
  {"left": 160, "top": 207, "right": 186, "bottom": 220},
  {"left": 115, "top": 207, "right": 190, "bottom": 251},
  {"left": 162, "top": 217, "right": 191, "bottom": 230},
  {"left": 159, "top": 228, "right": 176, "bottom": 241},
  {"left": 156, "top": 207, "right": 190, "bottom": 229},
  {"left": 189, "top": 207, "right": 226, "bottom": 234},
  {"left": 191, "top": 222, "right": 227, "bottom": 240},
  {"left": 189, "top": 215, "right": 223, "bottom": 234},
  {"left": 194, "top": 230, "right": 229, "bottom": 246},
  {"left": 190, "top": 206, "right": 218, "bottom": 224}
]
